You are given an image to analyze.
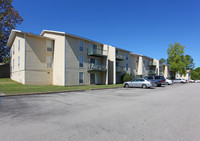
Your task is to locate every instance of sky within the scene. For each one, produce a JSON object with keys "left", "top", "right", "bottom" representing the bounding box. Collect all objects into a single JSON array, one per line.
[{"left": 13, "top": 0, "right": 200, "bottom": 67}]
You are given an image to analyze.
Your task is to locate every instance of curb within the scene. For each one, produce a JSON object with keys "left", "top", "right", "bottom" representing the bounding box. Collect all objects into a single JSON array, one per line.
[{"left": 0, "top": 87, "right": 122, "bottom": 97}]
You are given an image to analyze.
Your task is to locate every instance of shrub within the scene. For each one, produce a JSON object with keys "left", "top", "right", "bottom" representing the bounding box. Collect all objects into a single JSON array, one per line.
[{"left": 122, "top": 73, "right": 132, "bottom": 83}]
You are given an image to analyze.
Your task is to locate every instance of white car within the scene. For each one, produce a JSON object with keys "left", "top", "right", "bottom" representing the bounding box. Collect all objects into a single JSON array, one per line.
[
  {"left": 195, "top": 80, "right": 200, "bottom": 83},
  {"left": 189, "top": 79, "right": 195, "bottom": 83},
  {"left": 174, "top": 79, "right": 187, "bottom": 83},
  {"left": 166, "top": 79, "right": 173, "bottom": 85},
  {"left": 123, "top": 79, "right": 155, "bottom": 89}
]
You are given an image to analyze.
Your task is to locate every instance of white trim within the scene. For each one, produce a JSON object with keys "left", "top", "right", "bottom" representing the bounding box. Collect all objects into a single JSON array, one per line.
[
  {"left": 79, "top": 56, "right": 84, "bottom": 68},
  {"left": 79, "top": 72, "right": 84, "bottom": 84},
  {"left": 24, "top": 34, "right": 26, "bottom": 70},
  {"left": 64, "top": 35, "right": 66, "bottom": 86},
  {"left": 41, "top": 30, "right": 104, "bottom": 45}
]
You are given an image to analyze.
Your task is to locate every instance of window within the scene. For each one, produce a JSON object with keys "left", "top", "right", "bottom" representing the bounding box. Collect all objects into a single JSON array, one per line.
[
  {"left": 79, "top": 40, "right": 84, "bottom": 51},
  {"left": 46, "top": 56, "right": 52, "bottom": 68},
  {"left": 79, "top": 72, "right": 84, "bottom": 84},
  {"left": 46, "top": 40, "right": 53, "bottom": 52},
  {"left": 148, "top": 76, "right": 153, "bottom": 80},
  {"left": 18, "top": 56, "right": 20, "bottom": 68},
  {"left": 126, "top": 53, "right": 128, "bottom": 60},
  {"left": 116, "top": 62, "right": 118, "bottom": 67},
  {"left": 116, "top": 50, "right": 118, "bottom": 55},
  {"left": 13, "top": 45, "right": 15, "bottom": 55},
  {"left": 79, "top": 56, "right": 84, "bottom": 68},
  {"left": 126, "top": 64, "right": 128, "bottom": 71},
  {"left": 18, "top": 40, "right": 20, "bottom": 52},
  {"left": 13, "top": 59, "right": 14, "bottom": 70}
]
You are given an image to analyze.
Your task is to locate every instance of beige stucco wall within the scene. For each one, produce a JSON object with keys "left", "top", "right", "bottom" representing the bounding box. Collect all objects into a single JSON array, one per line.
[
  {"left": 137, "top": 56, "right": 143, "bottom": 76},
  {"left": 10, "top": 33, "right": 25, "bottom": 84},
  {"left": 65, "top": 35, "right": 108, "bottom": 85},
  {"left": 108, "top": 46, "right": 116, "bottom": 84},
  {"left": 176, "top": 71, "right": 191, "bottom": 80},
  {"left": 42, "top": 33, "right": 65, "bottom": 86},
  {"left": 163, "top": 65, "right": 168, "bottom": 78},
  {"left": 129, "top": 54, "right": 137, "bottom": 79},
  {"left": 153, "top": 59, "right": 159, "bottom": 75},
  {"left": 25, "top": 34, "right": 53, "bottom": 85}
]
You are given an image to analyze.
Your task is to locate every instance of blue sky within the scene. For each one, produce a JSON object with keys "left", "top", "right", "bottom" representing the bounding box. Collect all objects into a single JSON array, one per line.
[{"left": 13, "top": 0, "right": 200, "bottom": 67}]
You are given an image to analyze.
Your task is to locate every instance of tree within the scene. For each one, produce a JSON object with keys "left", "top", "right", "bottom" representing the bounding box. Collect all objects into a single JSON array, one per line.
[
  {"left": 167, "top": 42, "right": 187, "bottom": 79},
  {"left": 191, "top": 70, "right": 199, "bottom": 80},
  {"left": 0, "top": 0, "right": 23, "bottom": 63},
  {"left": 122, "top": 73, "right": 132, "bottom": 83},
  {"left": 159, "top": 58, "right": 166, "bottom": 64},
  {"left": 191, "top": 67, "right": 200, "bottom": 80},
  {"left": 185, "top": 55, "right": 195, "bottom": 70}
]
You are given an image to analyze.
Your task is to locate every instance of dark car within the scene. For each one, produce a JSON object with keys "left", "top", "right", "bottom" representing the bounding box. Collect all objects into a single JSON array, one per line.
[{"left": 144, "top": 76, "right": 166, "bottom": 87}]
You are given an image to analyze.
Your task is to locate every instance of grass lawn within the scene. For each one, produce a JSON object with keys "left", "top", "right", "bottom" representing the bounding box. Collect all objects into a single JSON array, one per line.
[{"left": 0, "top": 78, "right": 122, "bottom": 95}]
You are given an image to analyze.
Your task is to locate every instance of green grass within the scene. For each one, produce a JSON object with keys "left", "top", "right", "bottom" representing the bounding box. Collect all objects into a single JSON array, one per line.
[{"left": 0, "top": 78, "right": 122, "bottom": 95}]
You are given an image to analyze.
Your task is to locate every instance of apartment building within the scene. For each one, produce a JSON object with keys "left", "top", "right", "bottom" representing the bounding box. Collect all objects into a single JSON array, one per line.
[
  {"left": 7, "top": 30, "right": 54, "bottom": 85},
  {"left": 7, "top": 30, "right": 109, "bottom": 86},
  {"left": 7, "top": 29, "right": 170, "bottom": 86}
]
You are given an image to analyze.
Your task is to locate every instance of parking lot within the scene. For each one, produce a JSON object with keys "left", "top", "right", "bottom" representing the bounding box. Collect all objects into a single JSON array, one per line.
[{"left": 0, "top": 83, "right": 200, "bottom": 141}]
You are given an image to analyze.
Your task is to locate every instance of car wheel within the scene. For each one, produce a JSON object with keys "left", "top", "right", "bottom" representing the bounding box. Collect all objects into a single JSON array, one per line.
[
  {"left": 124, "top": 83, "right": 129, "bottom": 88},
  {"left": 166, "top": 82, "right": 169, "bottom": 85},
  {"left": 155, "top": 83, "right": 158, "bottom": 87},
  {"left": 142, "top": 84, "right": 147, "bottom": 89}
]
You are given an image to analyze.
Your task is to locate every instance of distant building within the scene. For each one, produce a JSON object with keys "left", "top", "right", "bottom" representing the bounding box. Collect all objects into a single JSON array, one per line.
[{"left": 176, "top": 70, "right": 191, "bottom": 80}]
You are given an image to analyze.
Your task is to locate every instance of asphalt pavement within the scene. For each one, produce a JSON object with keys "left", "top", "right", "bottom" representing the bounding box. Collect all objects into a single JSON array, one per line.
[{"left": 0, "top": 83, "right": 200, "bottom": 141}]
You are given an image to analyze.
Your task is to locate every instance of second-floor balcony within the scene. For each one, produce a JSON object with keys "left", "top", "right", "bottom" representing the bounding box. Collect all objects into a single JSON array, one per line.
[
  {"left": 88, "top": 64, "right": 106, "bottom": 72},
  {"left": 116, "top": 66, "right": 126, "bottom": 72},
  {"left": 87, "top": 47, "right": 107, "bottom": 57},
  {"left": 116, "top": 53, "right": 126, "bottom": 61},
  {"left": 148, "top": 69, "right": 156, "bottom": 75},
  {"left": 148, "top": 62, "right": 157, "bottom": 66}
]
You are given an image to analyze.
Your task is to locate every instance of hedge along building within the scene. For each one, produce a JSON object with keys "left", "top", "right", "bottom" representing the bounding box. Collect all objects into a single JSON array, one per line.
[{"left": 7, "top": 29, "right": 170, "bottom": 86}]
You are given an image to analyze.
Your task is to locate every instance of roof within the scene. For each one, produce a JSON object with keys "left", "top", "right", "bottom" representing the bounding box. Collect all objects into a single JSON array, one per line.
[
  {"left": 41, "top": 30, "right": 105, "bottom": 45},
  {"left": 6, "top": 29, "right": 54, "bottom": 48}
]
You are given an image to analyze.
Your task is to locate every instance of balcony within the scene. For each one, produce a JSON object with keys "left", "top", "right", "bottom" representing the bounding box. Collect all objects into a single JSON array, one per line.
[
  {"left": 116, "top": 66, "right": 126, "bottom": 72},
  {"left": 87, "top": 47, "right": 107, "bottom": 57},
  {"left": 88, "top": 64, "right": 106, "bottom": 72},
  {"left": 148, "top": 62, "right": 157, "bottom": 66},
  {"left": 148, "top": 69, "right": 156, "bottom": 75},
  {"left": 116, "top": 53, "right": 126, "bottom": 61}
]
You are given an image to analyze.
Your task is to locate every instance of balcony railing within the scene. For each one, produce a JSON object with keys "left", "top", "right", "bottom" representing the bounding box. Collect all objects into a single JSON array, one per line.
[
  {"left": 116, "top": 66, "right": 126, "bottom": 72},
  {"left": 148, "top": 62, "right": 157, "bottom": 66},
  {"left": 148, "top": 69, "right": 156, "bottom": 74},
  {"left": 87, "top": 47, "right": 107, "bottom": 57},
  {"left": 116, "top": 53, "right": 126, "bottom": 61},
  {"left": 88, "top": 64, "right": 106, "bottom": 71}
]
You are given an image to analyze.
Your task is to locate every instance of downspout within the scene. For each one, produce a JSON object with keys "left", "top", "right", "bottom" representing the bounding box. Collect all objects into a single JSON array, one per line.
[{"left": 64, "top": 35, "right": 66, "bottom": 86}]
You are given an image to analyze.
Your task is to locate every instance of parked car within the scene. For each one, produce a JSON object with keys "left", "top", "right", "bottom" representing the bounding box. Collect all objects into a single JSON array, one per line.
[
  {"left": 144, "top": 76, "right": 166, "bottom": 87},
  {"left": 173, "top": 79, "right": 187, "bottom": 83},
  {"left": 166, "top": 79, "right": 173, "bottom": 85},
  {"left": 188, "top": 79, "right": 195, "bottom": 83},
  {"left": 123, "top": 79, "right": 155, "bottom": 89},
  {"left": 195, "top": 80, "right": 200, "bottom": 83}
]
